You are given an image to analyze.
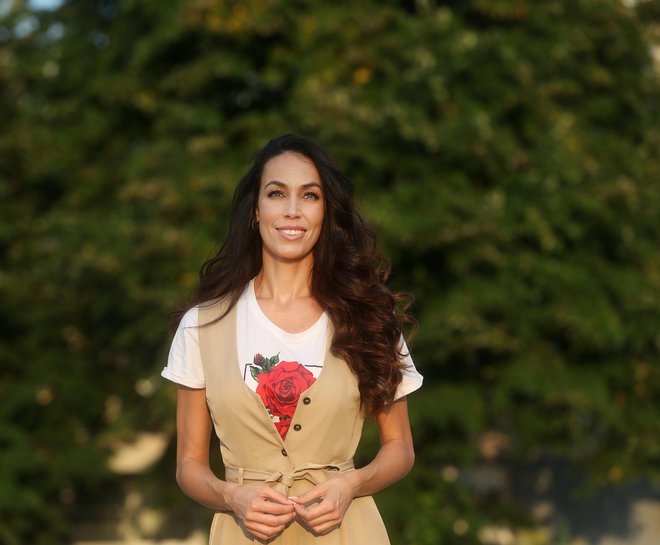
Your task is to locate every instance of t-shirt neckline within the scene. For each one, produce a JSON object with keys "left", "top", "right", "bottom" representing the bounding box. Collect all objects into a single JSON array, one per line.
[{"left": 247, "top": 279, "right": 327, "bottom": 340}]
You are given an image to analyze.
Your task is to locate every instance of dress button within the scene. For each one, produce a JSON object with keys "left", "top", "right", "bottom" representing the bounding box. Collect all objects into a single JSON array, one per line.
[
  {"left": 293, "top": 424, "right": 302, "bottom": 431},
  {"left": 281, "top": 449, "right": 288, "bottom": 457},
  {"left": 303, "top": 397, "right": 311, "bottom": 405}
]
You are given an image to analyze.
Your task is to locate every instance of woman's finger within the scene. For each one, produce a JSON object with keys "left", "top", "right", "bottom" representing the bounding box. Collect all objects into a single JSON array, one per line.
[
  {"left": 260, "top": 485, "right": 295, "bottom": 505},
  {"left": 289, "top": 486, "right": 324, "bottom": 506},
  {"left": 245, "top": 522, "right": 286, "bottom": 542},
  {"left": 293, "top": 500, "right": 327, "bottom": 518},
  {"left": 295, "top": 505, "right": 338, "bottom": 526},
  {"left": 255, "top": 498, "right": 296, "bottom": 516},
  {"left": 244, "top": 512, "right": 294, "bottom": 540},
  {"left": 246, "top": 509, "right": 293, "bottom": 525},
  {"left": 309, "top": 520, "right": 341, "bottom": 535},
  {"left": 294, "top": 507, "right": 341, "bottom": 535}
]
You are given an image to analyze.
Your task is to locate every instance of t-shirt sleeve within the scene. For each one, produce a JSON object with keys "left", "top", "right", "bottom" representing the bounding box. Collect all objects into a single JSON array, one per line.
[
  {"left": 161, "top": 307, "right": 206, "bottom": 389},
  {"left": 394, "top": 336, "right": 423, "bottom": 400}
]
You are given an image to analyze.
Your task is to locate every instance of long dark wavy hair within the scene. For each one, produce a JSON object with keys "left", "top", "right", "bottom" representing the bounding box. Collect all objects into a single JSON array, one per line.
[{"left": 172, "top": 134, "right": 415, "bottom": 416}]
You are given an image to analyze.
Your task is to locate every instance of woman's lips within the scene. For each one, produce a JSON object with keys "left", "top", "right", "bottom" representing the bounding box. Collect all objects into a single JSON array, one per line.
[{"left": 276, "top": 227, "right": 306, "bottom": 239}]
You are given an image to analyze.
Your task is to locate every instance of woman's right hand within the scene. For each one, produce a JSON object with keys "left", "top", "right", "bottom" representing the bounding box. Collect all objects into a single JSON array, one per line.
[{"left": 224, "top": 483, "right": 295, "bottom": 541}]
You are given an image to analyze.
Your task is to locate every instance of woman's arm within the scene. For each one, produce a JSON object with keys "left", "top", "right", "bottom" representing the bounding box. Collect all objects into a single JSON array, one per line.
[
  {"left": 291, "top": 397, "right": 415, "bottom": 533},
  {"left": 346, "top": 396, "right": 416, "bottom": 496},
  {"left": 175, "top": 386, "right": 295, "bottom": 540},
  {"left": 174, "top": 385, "right": 230, "bottom": 510}
]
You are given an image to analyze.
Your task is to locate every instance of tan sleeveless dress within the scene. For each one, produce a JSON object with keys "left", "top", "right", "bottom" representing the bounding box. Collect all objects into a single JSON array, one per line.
[{"left": 198, "top": 299, "right": 391, "bottom": 544}]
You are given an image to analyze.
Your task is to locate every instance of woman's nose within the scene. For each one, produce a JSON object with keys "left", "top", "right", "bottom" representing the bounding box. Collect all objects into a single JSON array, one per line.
[{"left": 284, "top": 197, "right": 300, "bottom": 217}]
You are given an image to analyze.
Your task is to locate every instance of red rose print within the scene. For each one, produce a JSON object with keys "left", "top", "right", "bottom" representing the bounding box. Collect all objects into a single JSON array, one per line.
[
  {"left": 256, "top": 360, "right": 315, "bottom": 439},
  {"left": 275, "top": 418, "right": 292, "bottom": 438}
]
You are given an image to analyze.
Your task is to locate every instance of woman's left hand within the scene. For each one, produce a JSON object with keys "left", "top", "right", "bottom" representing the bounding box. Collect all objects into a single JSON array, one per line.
[{"left": 289, "top": 475, "right": 356, "bottom": 535}]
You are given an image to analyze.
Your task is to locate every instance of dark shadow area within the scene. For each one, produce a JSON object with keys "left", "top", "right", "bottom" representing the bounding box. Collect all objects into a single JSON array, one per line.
[{"left": 510, "top": 458, "right": 660, "bottom": 543}]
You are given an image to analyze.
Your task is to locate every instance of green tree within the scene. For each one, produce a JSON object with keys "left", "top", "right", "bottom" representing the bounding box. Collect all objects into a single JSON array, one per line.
[{"left": 1, "top": 0, "right": 658, "bottom": 543}]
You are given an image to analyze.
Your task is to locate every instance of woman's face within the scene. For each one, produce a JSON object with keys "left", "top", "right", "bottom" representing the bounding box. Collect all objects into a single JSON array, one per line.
[{"left": 256, "top": 152, "right": 325, "bottom": 265}]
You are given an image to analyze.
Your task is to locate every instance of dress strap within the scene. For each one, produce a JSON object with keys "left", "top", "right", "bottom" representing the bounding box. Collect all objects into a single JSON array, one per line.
[{"left": 224, "top": 460, "right": 355, "bottom": 495}]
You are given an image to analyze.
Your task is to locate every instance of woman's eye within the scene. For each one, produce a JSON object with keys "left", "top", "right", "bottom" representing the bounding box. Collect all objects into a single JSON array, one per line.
[
  {"left": 303, "top": 191, "right": 321, "bottom": 200},
  {"left": 267, "top": 189, "right": 285, "bottom": 198}
]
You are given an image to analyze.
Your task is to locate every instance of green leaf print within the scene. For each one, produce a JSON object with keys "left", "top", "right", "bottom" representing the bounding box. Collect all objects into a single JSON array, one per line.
[{"left": 249, "top": 353, "right": 280, "bottom": 379}]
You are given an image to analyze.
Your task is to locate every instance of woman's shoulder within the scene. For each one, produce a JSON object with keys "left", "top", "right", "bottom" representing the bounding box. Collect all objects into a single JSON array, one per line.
[
  {"left": 197, "top": 295, "right": 237, "bottom": 324},
  {"left": 178, "top": 306, "right": 199, "bottom": 328},
  {"left": 177, "top": 297, "right": 228, "bottom": 329},
  {"left": 198, "top": 295, "right": 229, "bottom": 309}
]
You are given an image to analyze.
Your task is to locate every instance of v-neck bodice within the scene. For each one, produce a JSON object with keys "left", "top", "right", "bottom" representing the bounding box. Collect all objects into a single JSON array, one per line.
[
  {"left": 199, "top": 298, "right": 364, "bottom": 470},
  {"left": 232, "top": 305, "right": 333, "bottom": 446}
]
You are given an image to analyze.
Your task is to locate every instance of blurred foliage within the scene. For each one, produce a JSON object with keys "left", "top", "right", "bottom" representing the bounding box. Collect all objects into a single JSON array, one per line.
[{"left": 1, "top": 0, "right": 659, "bottom": 543}]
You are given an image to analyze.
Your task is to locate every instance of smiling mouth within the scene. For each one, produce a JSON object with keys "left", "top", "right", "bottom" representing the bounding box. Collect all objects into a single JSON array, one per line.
[{"left": 278, "top": 229, "right": 305, "bottom": 236}]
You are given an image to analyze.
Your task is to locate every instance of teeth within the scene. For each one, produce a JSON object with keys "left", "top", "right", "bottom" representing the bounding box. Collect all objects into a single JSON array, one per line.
[{"left": 280, "top": 229, "right": 304, "bottom": 235}]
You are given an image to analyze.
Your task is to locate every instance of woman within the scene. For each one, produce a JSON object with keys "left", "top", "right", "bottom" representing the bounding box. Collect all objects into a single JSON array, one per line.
[{"left": 162, "top": 134, "right": 423, "bottom": 544}]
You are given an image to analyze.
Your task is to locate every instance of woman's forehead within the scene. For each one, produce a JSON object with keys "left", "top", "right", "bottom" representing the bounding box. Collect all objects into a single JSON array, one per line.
[{"left": 261, "top": 152, "right": 321, "bottom": 186}]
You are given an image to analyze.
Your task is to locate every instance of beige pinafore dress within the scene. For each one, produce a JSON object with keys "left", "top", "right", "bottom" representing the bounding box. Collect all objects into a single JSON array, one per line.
[{"left": 198, "top": 299, "right": 391, "bottom": 544}]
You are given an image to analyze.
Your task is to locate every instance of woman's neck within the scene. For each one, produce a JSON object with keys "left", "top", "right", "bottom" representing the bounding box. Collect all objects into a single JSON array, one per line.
[{"left": 254, "top": 256, "right": 314, "bottom": 304}]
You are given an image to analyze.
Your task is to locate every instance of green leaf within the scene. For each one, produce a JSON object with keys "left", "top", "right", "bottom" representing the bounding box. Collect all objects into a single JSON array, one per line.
[{"left": 249, "top": 366, "right": 261, "bottom": 382}]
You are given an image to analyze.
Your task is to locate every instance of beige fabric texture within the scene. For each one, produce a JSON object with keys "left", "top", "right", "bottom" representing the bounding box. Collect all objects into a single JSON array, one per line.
[{"left": 198, "top": 299, "right": 391, "bottom": 544}]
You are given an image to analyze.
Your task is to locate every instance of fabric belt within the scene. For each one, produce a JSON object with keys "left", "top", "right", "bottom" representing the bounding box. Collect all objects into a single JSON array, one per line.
[{"left": 225, "top": 460, "right": 355, "bottom": 495}]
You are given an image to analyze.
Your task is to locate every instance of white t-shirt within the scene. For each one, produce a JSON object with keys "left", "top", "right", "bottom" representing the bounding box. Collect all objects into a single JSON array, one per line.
[{"left": 162, "top": 280, "right": 423, "bottom": 400}]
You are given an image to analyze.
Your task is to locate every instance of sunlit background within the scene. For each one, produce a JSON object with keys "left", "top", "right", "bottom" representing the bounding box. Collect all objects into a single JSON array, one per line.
[{"left": 1, "top": 1, "right": 659, "bottom": 544}]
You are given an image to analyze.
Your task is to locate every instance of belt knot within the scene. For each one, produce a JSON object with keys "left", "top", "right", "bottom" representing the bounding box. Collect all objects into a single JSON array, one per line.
[{"left": 225, "top": 460, "right": 354, "bottom": 494}]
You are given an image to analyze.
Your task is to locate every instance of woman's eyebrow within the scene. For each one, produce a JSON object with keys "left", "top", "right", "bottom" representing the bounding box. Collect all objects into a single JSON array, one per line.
[
  {"left": 264, "top": 181, "right": 322, "bottom": 189},
  {"left": 264, "top": 180, "right": 286, "bottom": 189}
]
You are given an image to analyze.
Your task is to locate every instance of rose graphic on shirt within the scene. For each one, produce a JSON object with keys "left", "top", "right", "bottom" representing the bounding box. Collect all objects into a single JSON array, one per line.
[
  {"left": 250, "top": 354, "right": 315, "bottom": 439},
  {"left": 249, "top": 353, "right": 280, "bottom": 380}
]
